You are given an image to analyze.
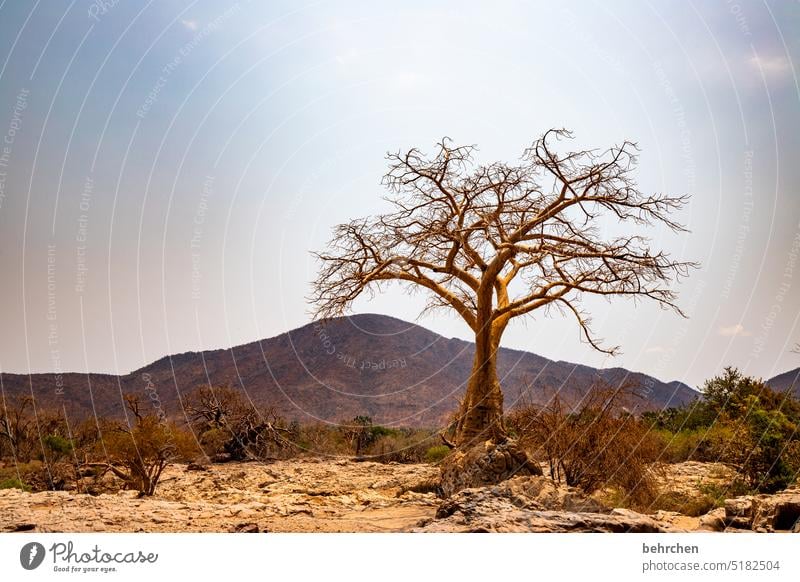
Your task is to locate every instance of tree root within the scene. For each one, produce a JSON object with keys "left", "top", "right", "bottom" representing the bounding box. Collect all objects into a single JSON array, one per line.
[{"left": 439, "top": 438, "right": 542, "bottom": 497}]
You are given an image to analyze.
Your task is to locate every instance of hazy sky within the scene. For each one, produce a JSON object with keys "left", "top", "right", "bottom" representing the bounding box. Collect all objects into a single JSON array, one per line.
[{"left": 0, "top": 0, "right": 798, "bottom": 389}]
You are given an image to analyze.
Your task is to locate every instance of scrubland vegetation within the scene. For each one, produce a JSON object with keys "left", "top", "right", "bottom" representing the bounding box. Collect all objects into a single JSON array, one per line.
[
  {"left": 506, "top": 367, "right": 800, "bottom": 512},
  {"left": 1, "top": 367, "right": 798, "bottom": 502},
  {"left": 644, "top": 367, "right": 800, "bottom": 493},
  {"left": 0, "top": 385, "right": 444, "bottom": 496},
  {"left": 507, "top": 384, "right": 665, "bottom": 508}
]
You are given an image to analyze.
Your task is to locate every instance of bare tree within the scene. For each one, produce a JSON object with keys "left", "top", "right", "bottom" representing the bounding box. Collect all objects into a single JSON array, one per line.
[
  {"left": 0, "top": 395, "right": 37, "bottom": 461},
  {"left": 186, "top": 385, "right": 249, "bottom": 433},
  {"left": 311, "top": 129, "right": 695, "bottom": 448},
  {"left": 186, "top": 386, "right": 291, "bottom": 461}
]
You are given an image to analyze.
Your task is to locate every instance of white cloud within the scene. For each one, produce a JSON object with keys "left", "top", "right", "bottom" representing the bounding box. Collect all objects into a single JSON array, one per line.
[
  {"left": 718, "top": 323, "right": 751, "bottom": 337},
  {"left": 747, "top": 54, "right": 791, "bottom": 78},
  {"left": 181, "top": 19, "right": 199, "bottom": 31},
  {"left": 645, "top": 346, "right": 666, "bottom": 354}
]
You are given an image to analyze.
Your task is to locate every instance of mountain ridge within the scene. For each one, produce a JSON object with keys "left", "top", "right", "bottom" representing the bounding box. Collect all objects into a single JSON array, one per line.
[
  {"left": 0, "top": 313, "right": 765, "bottom": 427},
  {"left": 766, "top": 366, "right": 800, "bottom": 397}
]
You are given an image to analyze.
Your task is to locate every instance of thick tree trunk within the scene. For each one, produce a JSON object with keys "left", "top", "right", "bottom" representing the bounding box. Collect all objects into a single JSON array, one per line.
[
  {"left": 441, "top": 318, "right": 542, "bottom": 497},
  {"left": 454, "top": 325, "right": 505, "bottom": 446}
]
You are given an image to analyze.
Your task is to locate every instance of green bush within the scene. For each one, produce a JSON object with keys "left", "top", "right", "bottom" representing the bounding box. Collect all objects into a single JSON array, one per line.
[
  {"left": 198, "top": 427, "right": 229, "bottom": 458},
  {"left": 362, "top": 429, "right": 434, "bottom": 463},
  {"left": 697, "top": 479, "right": 752, "bottom": 504},
  {"left": 43, "top": 434, "right": 73, "bottom": 456},
  {"left": 369, "top": 425, "right": 397, "bottom": 439},
  {"left": 424, "top": 445, "right": 451, "bottom": 464},
  {"left": 0, "top": 477, "right": 31, "bottom": 492},
  {"left": 650, "top": 491, "right": 717, "bottom": 517},
  {"left": 645, "top": 367, "right": 800, "bottom": 493},
  {"left": 649, "top": 428, "right": 696, "bottom": 463}
]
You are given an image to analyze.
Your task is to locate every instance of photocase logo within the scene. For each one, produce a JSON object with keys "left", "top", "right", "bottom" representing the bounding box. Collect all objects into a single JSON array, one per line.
[{"left": 20, "top": 542, "right": 46, "bottom": 570}]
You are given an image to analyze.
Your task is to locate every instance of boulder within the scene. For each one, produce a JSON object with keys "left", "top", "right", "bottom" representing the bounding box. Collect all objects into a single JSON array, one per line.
[
  {"left": 722, "top": 488, "right": 800, "bottom": 531},
  {"left": 698, "top": 507, "right": 726, "bottom": 532},
  {"left": 753, "top": 490, "right": 800, "bottom": 532},
  {"left": 724, "top": 496, "right": 756, "bottom": 529}
]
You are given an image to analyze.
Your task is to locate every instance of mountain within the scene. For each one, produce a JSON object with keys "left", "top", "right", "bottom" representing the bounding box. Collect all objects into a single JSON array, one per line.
[
  {"left": 0, "top": 314, "right": 698, "bottom": 427},
  {"left": 767, "top": 367, "right": 800, "bottom": 398}
]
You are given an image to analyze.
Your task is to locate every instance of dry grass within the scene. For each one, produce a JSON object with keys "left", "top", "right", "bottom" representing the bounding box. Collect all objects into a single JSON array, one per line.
[{"left": 507, "top": 383, "right": 664, "bottom": 508}]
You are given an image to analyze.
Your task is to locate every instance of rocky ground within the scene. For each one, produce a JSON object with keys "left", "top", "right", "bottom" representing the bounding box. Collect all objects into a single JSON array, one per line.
[
  {"left": 0, "top": 459, "right": 441, "bottom": 533},
  {"left": 1, "top": 459, "right": 798, "bottom": 533}
]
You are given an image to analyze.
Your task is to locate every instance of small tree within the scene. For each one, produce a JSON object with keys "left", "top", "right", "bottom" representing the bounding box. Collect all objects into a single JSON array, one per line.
[
  {"left": 94, "top": 395, "right": 192, "bottom": 496},
  {"left": 223, "top": 406, "right": 290, "bottom": 460},
  {"left": 342, "top": 415, "right": 375, "bottom": 456},
  {"left": 312, "top": 130, "right": 695, "bottom": 448}
]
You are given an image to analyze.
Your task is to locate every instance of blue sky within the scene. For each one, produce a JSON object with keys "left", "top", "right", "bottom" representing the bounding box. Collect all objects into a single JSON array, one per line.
[{"left": 0, "top": 0, "right": 798, "bottom": 389}]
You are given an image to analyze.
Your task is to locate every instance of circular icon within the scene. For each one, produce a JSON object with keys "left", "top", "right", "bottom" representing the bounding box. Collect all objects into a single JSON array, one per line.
[{"left": 20, "top": 542, "right": 46, "bottom": 570}]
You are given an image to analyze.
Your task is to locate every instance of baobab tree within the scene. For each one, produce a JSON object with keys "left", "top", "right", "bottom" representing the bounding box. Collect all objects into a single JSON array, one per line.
[{"left": 311, "top": 129, "right": 695, "bottom": 454}]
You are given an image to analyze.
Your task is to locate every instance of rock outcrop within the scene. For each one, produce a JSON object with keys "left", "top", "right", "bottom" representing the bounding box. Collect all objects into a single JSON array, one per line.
[
  {"left": 0, "top": 459, "right": 441, "bottom": 533},
  {"left": 719, "top": 487, "right": 800, "bottom": 532},
  {"left": 417, "top": 475, "right": 672, "bottom": 532}
]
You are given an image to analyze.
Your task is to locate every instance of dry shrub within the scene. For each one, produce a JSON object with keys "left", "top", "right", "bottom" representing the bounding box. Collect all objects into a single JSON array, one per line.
[
  {"left": 186, "top": 386, "right": 295, "bottom": 461},
  {"left": 1, "top": 398, "right": 104, "bottom": 492},
  {"left": 507, "top": 383, "right": 663, "bottom": 507},
  {"left": 90, "top": 395, "right": 195, "bottom": 496},
  {"left": 362, "top": 429, "right": 436, "bottom": 463},
  {"left": 294, "top": 422, "right": 351, "bottom": 456},
  {"left": 0, "top": 395, "right": 38, "bottom": 462},
  {"left": 283, "top": 418, "right": 438, "bottom": 463}
]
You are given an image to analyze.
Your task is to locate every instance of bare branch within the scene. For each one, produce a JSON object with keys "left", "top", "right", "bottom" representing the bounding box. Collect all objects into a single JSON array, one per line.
[{"left": 310, "top": 129, "right": 697, "bottom": 359}]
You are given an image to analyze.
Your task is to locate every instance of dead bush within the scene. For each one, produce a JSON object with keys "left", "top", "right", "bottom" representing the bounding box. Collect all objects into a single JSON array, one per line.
[
  {"left": 507, "top": 383, "right": 663, "bottom": 507},
  {"left": 0, "top": 395, "right": 37, "bottom": 462},
  {"left": 186, "top": 386, "right": 294, "bottom": 461}
]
